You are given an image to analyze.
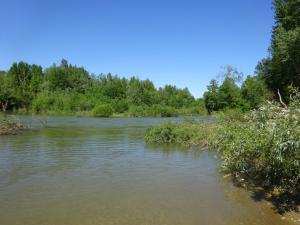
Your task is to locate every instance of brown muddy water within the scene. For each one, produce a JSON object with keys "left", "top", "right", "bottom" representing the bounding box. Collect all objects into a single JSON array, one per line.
[{"left": 0, "top": 116, "right": 297, "bottom": 225}]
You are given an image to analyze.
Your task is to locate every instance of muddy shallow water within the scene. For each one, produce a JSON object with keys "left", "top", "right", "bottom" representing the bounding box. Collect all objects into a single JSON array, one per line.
[{"left": 0, "top": 116, "right": 297, "bottom": 225}]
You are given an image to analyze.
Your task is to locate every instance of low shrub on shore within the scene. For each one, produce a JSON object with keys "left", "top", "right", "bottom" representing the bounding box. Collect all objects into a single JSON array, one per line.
[
  {"left": 218, "top": 100, "right": 300, "bottom": 194},
  {"left": 92, "top": 104, "right": 113, "bottom": 117},
  {"left": 127, "top": 105, "right": 179, "bottom": 118},
  {"left": 145, "top": 120, "right": 220, "bottom": 147}
]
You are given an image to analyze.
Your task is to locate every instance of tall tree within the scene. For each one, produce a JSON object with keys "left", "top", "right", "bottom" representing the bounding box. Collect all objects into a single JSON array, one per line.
[
  {"left": 8, "top": 62, "right": 43, "bottom": 109},
  {"left": 158, "top": 85, "right": 195, "bottom": 108},
  {"left": 204, "top": 79, "right": 219, "bottom": 114},
  {"left": 218, "top": 77, "right": 242, "bottom": 109},
  {"left": 45, "top": 59, "right": 90, "bottom": 93},
  {"left": 241, "top": 76, "right": 271, "bottom": 109},
  {"left": 261, "top": 0, "right": 300, "bottom": 99},
  {"left": 0, "top": 71, "right": 14, "bottom": 112},
  {"left": 126, "top": 77, "right": 156, "bottom": 105}
]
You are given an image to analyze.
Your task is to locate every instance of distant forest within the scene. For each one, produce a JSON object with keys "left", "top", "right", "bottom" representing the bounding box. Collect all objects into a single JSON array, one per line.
[
  {"left": 0, "top": 60, "right": 269, "bottom": 117},
  {"left": 0, "top": 59, "right": 204, "bottom": 117}
]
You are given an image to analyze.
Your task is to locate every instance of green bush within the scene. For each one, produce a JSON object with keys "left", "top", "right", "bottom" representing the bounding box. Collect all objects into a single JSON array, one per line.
[
  {"left": 127, "top": 105, "right": 147, "bottom": 117},
  {"left": 112, "top": 99, "right": 129, "bottom": 113},
  {"left": 92, "top": 104, "right": 113, "bottom": 117},
  {"left": 128, "top": 105, "right": 178, "bottom": 117},
  {"left": 176, "top": 106, "right": 207, "bottom": 116},
  {"left": 145, "top": 120, "right": 219, "bottom": 147},
  {"left": 159, "top": 106, "right": 177, "bottom": 117},
  {"left": 31, "top": 92, "right": 55, "bottom": 113},
  {"left": 217, "top": 101, "right": 300, "bottom": 193},
  {"left": 145, "top": 122, "right": 178, "bottom": 143},
  {"left": 146, "top": 105, "right": 178, "bottom": 117}
]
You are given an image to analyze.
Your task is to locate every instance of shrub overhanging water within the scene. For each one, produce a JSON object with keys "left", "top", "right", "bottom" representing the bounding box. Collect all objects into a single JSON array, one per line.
[{"left": 145, "top": 95, "right": 300, "bottom": 195}]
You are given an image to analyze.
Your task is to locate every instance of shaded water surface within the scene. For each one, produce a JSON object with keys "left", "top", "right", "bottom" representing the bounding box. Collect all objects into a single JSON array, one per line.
[{"left": 0, "top": 116, "right": 295, "bottom": 225}]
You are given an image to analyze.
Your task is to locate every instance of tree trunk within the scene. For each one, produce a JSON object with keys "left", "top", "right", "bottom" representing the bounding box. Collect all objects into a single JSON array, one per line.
[{"left": 1, "top": 101, "right": 8, "bottom": 113}]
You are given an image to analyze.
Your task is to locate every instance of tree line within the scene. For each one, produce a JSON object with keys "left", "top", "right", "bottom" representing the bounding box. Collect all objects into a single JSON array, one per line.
[
  {"left": 0, "top": 59, "right": 204, "bottom": 117},
  {"left": 0, "top": 59, "right": 274, "bottom": 117}
]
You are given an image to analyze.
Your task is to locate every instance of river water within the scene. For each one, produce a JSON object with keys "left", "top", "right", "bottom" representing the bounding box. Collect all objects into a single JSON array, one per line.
[{"left": 0, "top": 116, "right": 296, "bottom": 225}]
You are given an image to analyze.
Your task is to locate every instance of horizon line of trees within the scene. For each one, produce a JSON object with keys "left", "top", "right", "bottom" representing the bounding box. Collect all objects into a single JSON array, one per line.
[
  {"left": 0, "top": 59, "right": 274, "bottom": 117},
  {"left": 0, "top": 59, "right": 206, "bottom": 117}
]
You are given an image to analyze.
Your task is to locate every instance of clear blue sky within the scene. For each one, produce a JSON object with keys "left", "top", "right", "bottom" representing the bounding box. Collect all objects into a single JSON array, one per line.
[{"left": 0, "top": 0, "right": 274, "bottom": 97}]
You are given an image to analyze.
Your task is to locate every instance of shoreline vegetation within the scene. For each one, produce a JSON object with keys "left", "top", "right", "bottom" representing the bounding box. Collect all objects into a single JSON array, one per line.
[{"left": 145, "top": 93, "right": 300, "bottom": 213}]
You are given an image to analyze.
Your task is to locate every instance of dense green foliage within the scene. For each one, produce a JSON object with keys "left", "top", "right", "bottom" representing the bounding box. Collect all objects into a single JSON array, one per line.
[
  {"left": 241, "top": 76, "right": 271, "bottom": 109},
  {"left": 257, "top": 0, "right": 300, "bottom": 100},
  {"left": 0, "top": 59, "right": 205, "bottom": 117},
  {"left": 218, "top": 77, "right": 242, "bottom": 109},
  {"left": 145, "top": 120, "right": 219, "bottom": 147},
  {"left": 92, "top": 104, "right": 113, "bottom": 117},
  {"left": 218, "top": 101, "right": 300, "bottom": 193},
  {"left": 203, "top": 80, "right": 219, "bottom": 114},
  {"left": 0, "top": 71, "right": 13, "bottom": 112},
  {"left": 204, "top": 67, "right": 271, "bottom": 114}
]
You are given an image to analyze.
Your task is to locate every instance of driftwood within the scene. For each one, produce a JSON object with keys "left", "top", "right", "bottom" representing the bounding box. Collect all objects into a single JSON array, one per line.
[{"left": 0, "top": 118, "right": 27, "bottom": 135}]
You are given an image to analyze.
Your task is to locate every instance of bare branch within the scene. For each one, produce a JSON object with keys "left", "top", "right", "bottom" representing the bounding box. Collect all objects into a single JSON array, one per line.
[{"left": 277, "top": 89, "right": 287, "bottom": 109}]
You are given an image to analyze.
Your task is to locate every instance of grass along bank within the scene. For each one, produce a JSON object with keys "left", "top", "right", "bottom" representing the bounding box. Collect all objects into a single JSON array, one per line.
[{"left": 145, "top": 94, "right": 300, "bottom": 203}]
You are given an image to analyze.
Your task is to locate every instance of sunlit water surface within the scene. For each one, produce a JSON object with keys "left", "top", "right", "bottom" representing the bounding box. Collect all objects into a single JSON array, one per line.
[{"left": 0, "top": 116, "right": 295, "bottom": 225}]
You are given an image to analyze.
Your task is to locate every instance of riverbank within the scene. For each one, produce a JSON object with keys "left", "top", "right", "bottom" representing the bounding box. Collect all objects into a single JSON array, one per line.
[{"left": 145, "top": 99, "right": 300, "bottom": 214}]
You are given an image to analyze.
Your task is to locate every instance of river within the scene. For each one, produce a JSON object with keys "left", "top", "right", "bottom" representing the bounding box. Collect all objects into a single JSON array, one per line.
[{"left": 0, "top": 116, "right": 296, "bottom": 225}]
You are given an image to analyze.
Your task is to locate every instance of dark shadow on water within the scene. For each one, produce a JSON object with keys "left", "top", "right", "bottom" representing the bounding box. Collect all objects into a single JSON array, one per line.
[
  {"left": 250, "top": 189, "right": 267, "bottom": 202},
  {"left": 144, "top": 143, "right": 190, "bottom": 155},
  {"left": 251, "top": 189, "right": 300, "bottom": 214},
  {"left": 144, "top": 143, "right": 218, "bottom": 164},
  {"left": 268, "top": 193, "right": 300, "bottom": 214},
  {"left": 231, "top": 176, "right": 300, "bottom": 215}
]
